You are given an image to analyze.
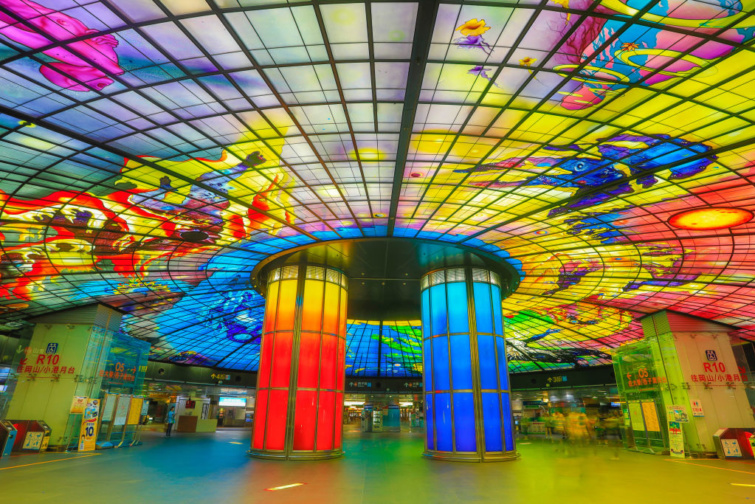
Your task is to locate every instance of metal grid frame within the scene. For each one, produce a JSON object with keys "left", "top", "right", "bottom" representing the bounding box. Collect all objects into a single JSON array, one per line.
[
  {"left": 0, "top": 0, "right": 753, "bottom": 373},
  {"left": 251, "top": 261, "right": 347, "bottom": 460},
  {"left": 421, "top": 265, "right": 517, "bottom": 462}
]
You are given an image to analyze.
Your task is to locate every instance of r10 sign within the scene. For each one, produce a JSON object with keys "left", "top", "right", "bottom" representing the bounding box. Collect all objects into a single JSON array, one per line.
[{"left": 703, "top": 362, "right": 725, "bottom": 373}]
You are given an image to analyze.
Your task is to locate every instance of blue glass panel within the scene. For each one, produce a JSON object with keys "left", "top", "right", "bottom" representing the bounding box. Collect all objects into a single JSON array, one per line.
[
  {"left": 421, "top": 288, "right": 430, "bottom": 332},
  {"left": 446, "top": 283, "right": 469, "bottom": 333},
  {"left": 432, "top": 336, "right": 450, "bottom": 391},
  {"left": 496, "top": 336, "right": 509, "bottom": 390},
  {"left": 449, "top": 335, "right": 472, "bottom": 390},
  {"left": 426, "top": 393, "right": 434, "bottom": 450},
  {"left": 453, "top": 392, "right": 476, "bottom": 452},
  {"left": 424, "top": 338, "right": 433, "bottom": 392},
  {"left": 436, "top": 393, "right": 453, "bottom": 452},
  {"left": 501, "top": 392, "right": 514, "bottom": 451},
  {"left": 482, "top": 392, "right": 503, "bottom": 452},
  {"left": 429, "top": 285, "right": 447, "bottom": 336},
  {"left": 478, "top": 335, "right": 497, "bottom": 390},
  {"left": 473, "top": 283, "right": 493, "bottom": 334},
  {"left": 491, "top": 285, "right": 503, "bottom": 335}
]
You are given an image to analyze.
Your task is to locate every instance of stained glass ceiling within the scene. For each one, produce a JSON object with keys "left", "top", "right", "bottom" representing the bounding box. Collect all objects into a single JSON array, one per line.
[{"left": 1, "top": 0, "right": 755, "bottom": 375}]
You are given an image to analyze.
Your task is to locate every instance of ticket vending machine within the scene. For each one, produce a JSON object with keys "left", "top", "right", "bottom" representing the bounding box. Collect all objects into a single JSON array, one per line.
[{"left": 0, "top": 420, "right": 17, "bottom": 458}]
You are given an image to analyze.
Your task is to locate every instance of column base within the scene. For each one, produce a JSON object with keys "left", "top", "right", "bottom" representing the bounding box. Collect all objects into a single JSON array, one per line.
[
  {"left": 423, "top": 450, "right": 519, "bottom": 463},
  {"left": 248, "top": 449, "right": 344, "bottom": 461}
]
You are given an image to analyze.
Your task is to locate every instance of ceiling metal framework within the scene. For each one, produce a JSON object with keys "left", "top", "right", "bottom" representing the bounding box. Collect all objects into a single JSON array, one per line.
[{"left": 1, "top": 0, "right": 755, "bottom": 375}]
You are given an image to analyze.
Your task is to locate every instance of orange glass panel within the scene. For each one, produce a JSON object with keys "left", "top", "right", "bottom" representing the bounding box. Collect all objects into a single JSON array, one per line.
[
  {"left": 319, "top": 334, "right": 337, "bottom": 390},
  {"left": 275, "top": 279, "right": 297, "bottom": 331},
  {"left": 257, "top": 332, "right": 273, "bottom": 388},
  {"left": 338, "top": 290, "right": 347, "bottom": 335},
  {"left": 270, "top": 331, "right": 293, "bottom": 388},
  {"left": 322, "top": 283, "right": 340, "bottom": 334},
  {"left": 263, "top": 281, "right": 279, "bottom": 334}
]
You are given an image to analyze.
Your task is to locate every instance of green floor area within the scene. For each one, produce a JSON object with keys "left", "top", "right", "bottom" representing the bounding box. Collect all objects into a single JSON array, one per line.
[{"left": 1, "top": 427, "right": 753, "bottom": 503}]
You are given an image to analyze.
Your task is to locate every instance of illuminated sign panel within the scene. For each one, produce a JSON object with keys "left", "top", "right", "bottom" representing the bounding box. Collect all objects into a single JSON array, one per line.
[{"left": 219, "top": 397, "right": 247, "bottom": 407}]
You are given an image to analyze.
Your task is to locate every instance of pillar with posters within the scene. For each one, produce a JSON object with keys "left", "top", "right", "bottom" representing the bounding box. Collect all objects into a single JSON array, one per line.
[
  {"left": 3, "top": 304, "right": 150, "bottom": 451},
  {"left": 614, "top": 310, "right": 755, "bottom": 457},
  {"left": 4, "top": 305, "right": 119, "bottom": 450}
]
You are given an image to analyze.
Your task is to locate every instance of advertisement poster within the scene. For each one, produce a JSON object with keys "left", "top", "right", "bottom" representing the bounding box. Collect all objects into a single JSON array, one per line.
[
  {"left": 78, "top": 398, "right": 100, "bottom": 452},
  {"left": 690, "top": 400, "right": 704, "bottom": 417},
  {"left": 667, "top": 405, "right": 690, "bottom": 423},
  {"left": 127, "top": 398, "right": 143, "bottom": 425},
  {"left": 628, "top": 401, "right": 645, "bottom": 431},
  {"left": 641, "top": 401, "right": 661, "bottom": 432},
  {"left": 114, "top": 395, "right": 130, "bottom": 426},
  {"left": 668, "top": 421, "right": 684, "bottom": 458},
  {"left": 101, "top": 393, "right": 116, "bottom": 422},
  {"left": 70, "top": 396, "right": 88, "bottom": 414}
]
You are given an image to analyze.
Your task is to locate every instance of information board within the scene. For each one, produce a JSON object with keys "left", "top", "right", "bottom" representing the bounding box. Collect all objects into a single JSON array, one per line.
[
  {"left": 667, "top": 405, "right": 689, "bottom": 423},
  {"left": 668, "top": 421, "right": 684, "bottom": 458},
  {"left": 628, "top": 401, "right": 645, "bottom": 431},
  {"left": 127, "top": 398, "right": 143, "bottom": 425},
  {"left": 690, "top": 400, "right": 704, "bottom": 417},
  {"left": 101, "top": 393, "right": 116, "bottom": 421},
  {"left": 641, "top": 401, "right": 661, "bottom": 432},
  {"left": 114, "top": 395, "right": 130, "bottom": 426}
]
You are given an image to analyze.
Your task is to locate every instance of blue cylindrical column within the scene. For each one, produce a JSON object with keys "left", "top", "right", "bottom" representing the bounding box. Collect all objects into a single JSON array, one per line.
[{"left": 421, "top": 267, "right": 517, "bottom": 462}]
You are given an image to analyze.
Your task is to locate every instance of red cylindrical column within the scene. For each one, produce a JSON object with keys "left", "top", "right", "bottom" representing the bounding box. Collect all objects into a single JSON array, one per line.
[{"left": 251, "top": 264, "right": 348, "bottom": 460}]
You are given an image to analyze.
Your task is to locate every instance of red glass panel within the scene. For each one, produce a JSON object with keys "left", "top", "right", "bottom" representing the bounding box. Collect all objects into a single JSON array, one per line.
[
  {"left": 297, "top": 331, "right": 320, "bottom": 388},
  {"left": 270, "top": 331, "right": 293, "bottom": 388},
  {"left": 293, "top": 390, "right": 317, "bottom": 451},
  {"left": 257, "top": 332, "right": 273, "bottom": 388},
  {"left": 337, "top": 338, "right": 346, "bottom": 391},
  {"left": 316, "top": 391, "right": 335, "bottom": 451},
  {"left": 265, "top": 390, "right": 288, "bottom": 450},
  {"left": 320, "top": 334, "right": 337, "bottom": 390},
  {"left": 252, "top": 389, "right": 268, "bottom": 449}
]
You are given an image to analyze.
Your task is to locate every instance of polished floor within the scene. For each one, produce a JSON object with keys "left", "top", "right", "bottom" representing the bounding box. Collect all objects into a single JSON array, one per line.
[{"left": 1, "top": 426, "right": 753, "bottom": 503}]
